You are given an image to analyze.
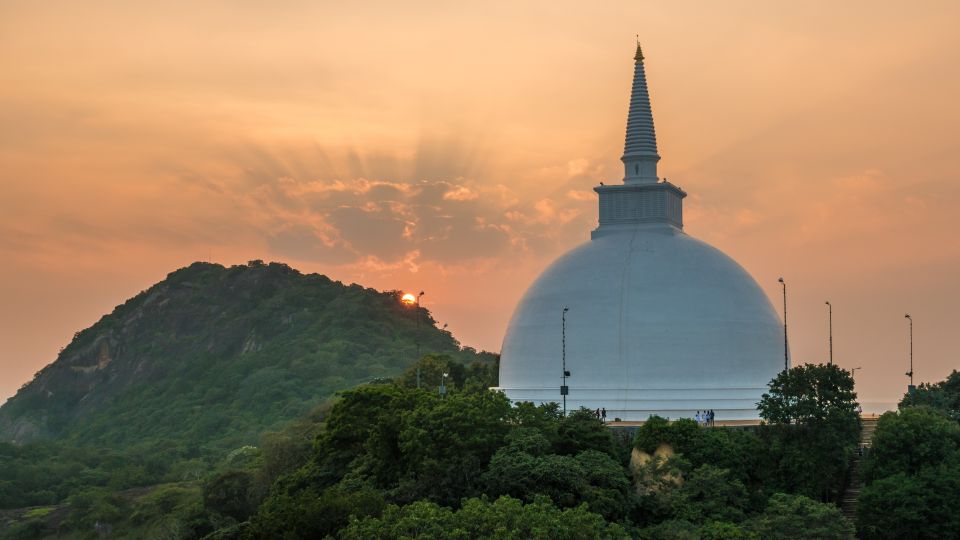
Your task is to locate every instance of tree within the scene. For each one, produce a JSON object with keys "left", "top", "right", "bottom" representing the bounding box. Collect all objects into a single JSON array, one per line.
[
  {"left": 555, "top": 408, "right": 616, "bottom": 457},
  {"left": 464, "top": 359, "right": 499, "bottom": 388},
  {"left": 634, "top": 416, "right": 698, "bottom": 455},
  {"left": 2, "top": 520, "right": 47, "bottom": 540},
  {"left": 757, "top": 364, "right": 861, "bottom": 502},
  {"left": 699, "top": 521, "right": 758, "bottom": 540},
  {"left": 66, "top": 488, "right": 128, "bottom": 532},
  {"left": 855, "top": 379, "right": 960, "bottom": 539},
  {"left": 638, "top": 519, "right": 700, "bottom": 540},
  {"left": 863, "top": 406, "right": 960, "bottom": 482},
  {"left": 394, "top": 389, "right": 514, "bottom": 505},
  {"left": 482, "top": 449, "right": 588, "bottom": 511},
  {"left": 670, "top": 465, "right": 749, "bottom": 524},
  {"left": 758, "top": 363, "right": 859, "bottom": 427},
  {"left": 482, "top": 430, "right": 633, "bottom": 521},
  {"left": 311, "top": 384, "right": 420, "bottom": 490},
  {"left": 757, "top": 421, "right": 855, "bottom": 502},
  {"left": 857, "top": 464, "right": 960, "bottom": 540},
  {"left": 338, "top": 495, "right": 628, "bottom": 540},
  {"left": 632, "top": 416, "right": 763, "bottom": 494},
  {"left": 248, "top": 487, "right": 386, "bottom": 539},
  {"left": 398, "top": 354, "right": 466, "bottom": 390},
  {"left": 573, "top": 450, "right": 635, "bottom": 521},
  {"left": 203, "top": 469, "right": 254, "bottom": 521},
  {"left": 900, "top": 369, "right": 960, "bottom": 418},
  {"left": 640, "top": 520, "right": 758, "bottom": 540},
  {"left": 127, "top": 484, "right": 213, "bottom": 538},
  {"left": 252, "top": 418, "right": 323, "bottom": 503},
  {"left": 508, "top": 401, "right": 563, "bottom": 442},
  {"left": 744, "top": 493, "right": 854, "bottom": 539}
]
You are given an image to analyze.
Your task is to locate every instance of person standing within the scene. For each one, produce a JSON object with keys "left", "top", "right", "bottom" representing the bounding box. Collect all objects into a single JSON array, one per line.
[{"left": 601, "top": 407, "right": 607, "bottom": 422}]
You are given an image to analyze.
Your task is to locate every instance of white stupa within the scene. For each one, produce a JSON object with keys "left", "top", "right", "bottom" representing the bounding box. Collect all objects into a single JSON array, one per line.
[{"left": 496, "top": 44, "right": 785, "bottom": 421}]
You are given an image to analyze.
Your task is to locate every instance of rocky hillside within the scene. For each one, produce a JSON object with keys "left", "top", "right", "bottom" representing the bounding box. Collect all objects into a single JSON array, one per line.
[{"left": 0, "top": 261, "right": 490, "bottom": 454}]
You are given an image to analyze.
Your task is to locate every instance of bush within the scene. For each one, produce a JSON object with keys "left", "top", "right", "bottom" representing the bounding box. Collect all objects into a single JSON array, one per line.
[
  {"left": 204, "top": 470, "right": 254, "bottom": 521},
  {"left": 67, "top": 488, "right": 127, "bottom": 532},
  {"left": 745, "top": 493, "right": 853, "bottom": 540},
  {"left": 338, "top": 496, "right": 627, "bottom": 540},
  {"left": 858, "top": 464, "right": 960, "bottom": 539},
  {"left": 248, "top": 487, "right": 386, "bottom": 539},
  {"left": 863, "top": 406, "right": 960, "bottom": 482}
]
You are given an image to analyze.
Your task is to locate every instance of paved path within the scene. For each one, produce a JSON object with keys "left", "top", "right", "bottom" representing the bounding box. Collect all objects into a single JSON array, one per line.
[
  {"left": 607, "top": 419, "right": 761, "bottom": 427},
  {"left": 840, "top": 418, "right": 879, "bottom": 521},
  {"left": 608, "top": 413, "right": 883, "bottom": 428}
]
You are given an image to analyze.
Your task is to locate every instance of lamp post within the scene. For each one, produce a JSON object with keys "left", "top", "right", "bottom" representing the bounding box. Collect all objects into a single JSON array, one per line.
[
  {"left": 851, "top": 367, "right": 862, "bottom": 412},
  {"left": 778, "top": 277, "right": 788, "bottom": 371},
  {"left": 415, "top": 291, "right": 425, "bottom": 356},
  {"left": 825, "top": 301, "right": 833, "bottom": 365},
  {"left": 416, "top": 291, "right": 425, "bottom": 387},
  {"left": 561, "top": 306, "right": 570, "bottom": 416},
  {"left": 417, "top": 291, "right": 424, "bottom": 360},
  {"left": 905, "top": 314, "right": 914, "bottom": 389}
]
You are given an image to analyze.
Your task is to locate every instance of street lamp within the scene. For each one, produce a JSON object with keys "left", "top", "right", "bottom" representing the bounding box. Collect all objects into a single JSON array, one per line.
[
  {"left": 851, "top": 366, "right": 861, "bottom": 380},
  {"left": 416, "top": 290, "right": 425, "bottom": 344},
  {"left": 416, "top": 291, "right": 425, "bottom": 387},
  {"left": 561, "top": 307, "right": 570, "bottom": 416},
  {"left": 825, "top": 301, "right": 833, "bottom": 365},
  {"left": 439, "top": 372, "right": 448, "bottom": 398},
  {"left": 905, "top": 314, "right": 914, "bottom": 390},
  {"left": 778, "top": 277, "right": 788, "bottom": 371}
]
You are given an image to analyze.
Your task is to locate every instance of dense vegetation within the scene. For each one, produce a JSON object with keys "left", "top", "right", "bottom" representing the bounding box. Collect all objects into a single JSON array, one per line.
[
  {"left": 0, "top": 261, "right": 494, "bottom": 510},
  {"left": 899, "top": 369, "right": 960, "bottom": 419},
  {"left": 242, "top": 362, "right": 859, "bottom": 539},
  {"left": 857, "top": 370, "right": 960, "bottom": 539},
  {"left": 1, "top": 361, "right": 862, "bottom": 539}
]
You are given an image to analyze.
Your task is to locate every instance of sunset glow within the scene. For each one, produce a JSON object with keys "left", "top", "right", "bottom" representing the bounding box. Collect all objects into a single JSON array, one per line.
[{"left": 1, "top": 1, "right": 959, "bottom": 410}]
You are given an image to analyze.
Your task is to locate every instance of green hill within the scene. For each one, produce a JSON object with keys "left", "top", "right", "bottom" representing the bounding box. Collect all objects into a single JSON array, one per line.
[{"left": 0, "top": 260, "right": 492, "bottom": 456}]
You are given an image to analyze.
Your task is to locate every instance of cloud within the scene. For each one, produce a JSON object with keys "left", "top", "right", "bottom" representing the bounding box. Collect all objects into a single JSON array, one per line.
[
  {"left": 327, "top": 205, "right": 410, "bottom": 261},
  {"left": 443, "top": 186, "right": 479, "bottom": 201},
  {"left": 566, "top": 189, "right": 596, "bottom": 202},
  {"left": 167, "top": 142, "right": 603, "bottom": 270},
  {"left": 266, "top": 223, "right": 356, "bottom": 264}
]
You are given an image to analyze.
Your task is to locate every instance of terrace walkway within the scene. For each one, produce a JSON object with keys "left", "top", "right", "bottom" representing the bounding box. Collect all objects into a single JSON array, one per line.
[{"left": 840, "top": 417, "right": 879, "bottom": 521}]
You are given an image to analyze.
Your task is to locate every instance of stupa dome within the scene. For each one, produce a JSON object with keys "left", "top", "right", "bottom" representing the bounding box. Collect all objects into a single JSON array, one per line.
[{"left": 496, "top": 44, "right": 785, "bottom": 420}]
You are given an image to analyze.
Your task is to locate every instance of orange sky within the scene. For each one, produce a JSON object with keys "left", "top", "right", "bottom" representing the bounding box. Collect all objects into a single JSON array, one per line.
[{"left": 2, "top": 1, "right": 959, "bottom": 408}]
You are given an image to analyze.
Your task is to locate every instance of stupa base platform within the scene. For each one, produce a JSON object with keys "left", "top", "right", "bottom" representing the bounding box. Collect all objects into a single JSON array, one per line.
[{"left": 493, "top": 385, "right": 768, "bottom": 422}]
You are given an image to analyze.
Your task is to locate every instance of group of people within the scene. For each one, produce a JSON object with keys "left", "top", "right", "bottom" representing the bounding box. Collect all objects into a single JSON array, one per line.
[{"left": 587, "top": 408, "right": 715, "bottom": 424}]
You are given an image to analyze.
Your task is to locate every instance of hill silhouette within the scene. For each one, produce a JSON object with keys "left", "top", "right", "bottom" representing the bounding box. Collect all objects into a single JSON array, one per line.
[{"left": 0, "top": 260, "right": 492, "bottom": 455}]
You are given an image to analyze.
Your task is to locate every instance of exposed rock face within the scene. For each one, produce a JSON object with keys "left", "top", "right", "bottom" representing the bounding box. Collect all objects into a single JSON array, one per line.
[
  {"left": 0, "top": 261, "right": 485, "bottom": 450},
  {"left": 0, "top": 416, "right": 48, "bottom": 444}
]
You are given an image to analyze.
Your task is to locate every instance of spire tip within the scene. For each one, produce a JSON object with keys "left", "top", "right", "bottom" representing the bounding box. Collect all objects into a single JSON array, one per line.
[{"left": 634, "top": 37, "right": 644, "bottom": 62}]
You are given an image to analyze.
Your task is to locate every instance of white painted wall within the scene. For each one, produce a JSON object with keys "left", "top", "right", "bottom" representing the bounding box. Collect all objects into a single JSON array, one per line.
[{"left": 497, "top": 223, "right": 784, "bottom": 421}]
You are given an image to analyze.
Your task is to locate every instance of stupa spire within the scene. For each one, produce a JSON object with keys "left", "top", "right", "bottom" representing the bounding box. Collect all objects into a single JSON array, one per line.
[
  {"left": 622, "top": 41, "right": 660, "bottom": 184},
  {"left": 592, "top": 42, "right": 684, "bottom": 236}
]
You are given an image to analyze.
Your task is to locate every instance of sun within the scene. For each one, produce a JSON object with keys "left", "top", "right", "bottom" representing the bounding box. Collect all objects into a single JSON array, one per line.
[{"left": 401, "top": 293, "right": 417, "bottom": 305}]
